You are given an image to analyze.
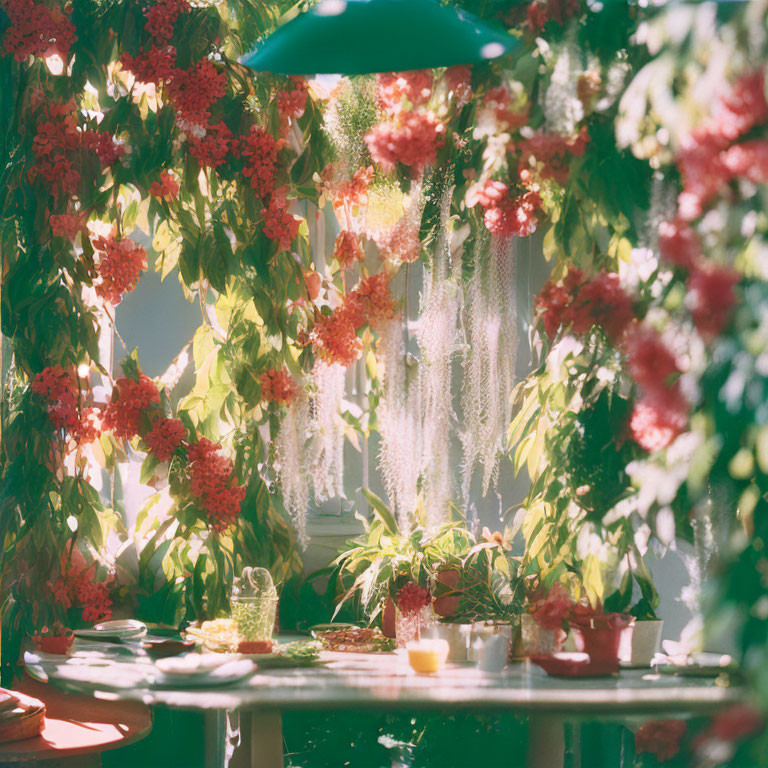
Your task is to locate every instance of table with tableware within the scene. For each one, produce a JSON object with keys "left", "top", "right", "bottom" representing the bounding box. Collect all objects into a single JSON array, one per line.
[{"left": 22, "top": 625, "right": 743, "bottom": 768}]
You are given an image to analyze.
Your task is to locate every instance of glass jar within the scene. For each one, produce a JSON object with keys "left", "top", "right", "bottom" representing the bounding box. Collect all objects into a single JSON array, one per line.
[
  {"left": 231, "top": 567, "right": 279, "bottom": 643},
  {"left": 395, "top": 606, "right": 432, "bottom": 648},
  {"left": 520, "top": 613, "right": 563, "bottom": 656}
]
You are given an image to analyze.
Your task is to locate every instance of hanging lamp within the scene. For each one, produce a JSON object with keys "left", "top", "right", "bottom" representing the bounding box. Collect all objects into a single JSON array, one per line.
[{"left": 240, "top": 0, "right": 518, "bottom": 75}]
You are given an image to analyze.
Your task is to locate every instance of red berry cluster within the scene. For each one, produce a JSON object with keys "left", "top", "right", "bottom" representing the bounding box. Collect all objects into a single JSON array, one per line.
[
  {"left": 120, "top": 45, "right": 176, "bottom": 85},
  {"left": 333, "top": 231, "right": 365, "bottom": 269},
  {"left": 48, "top": 550, "right": 114, "bottom": 624},
  {"left": 260, "top": 367, "right": 299, "bottom": 406},
  {"left": 149, "top": 170, "right": 180, "bottom": 201},
  {"left": 143, "top": 0, "right": 189, "bottom": 44},
  {"left": 365, "top": 110, "right": 445, "bottom": 174},
  {"left": 276, "top": 77, "right": 308, "bottom": 135},
  {"left": 78, "top": 581, "right": 113, "bottom": 623},
  {"left": 350, "top": 272, "right": 396, "bottom": 330},
  {"left": 102, "top": 374, "right": 160, "bottom": 440},
  {"left": 525, "top": 0, "right": 581, "bottom": 32},
  {"left": 188, "top": 121, "right": 234, "bottom": 169},
  {"left": 396, "top": 582, "right": 431, "bottom": 616},
  {"left": 2, "top": 0, "right": 76, "bottom": 62},
  {"left": 167, "top": 58, "right": 226, "bottom": 128},
  {"left": 187, "top": 438, "right": 246, "bottom": 532},
  {"left": 92, "top": 234, "right": 148, "bottom": 306},
  {"left": 240, "top": 125, "right": 280, "bottom": 197},
  {"left": 144, "top": 417, "right": 186, "bottom": 461}
]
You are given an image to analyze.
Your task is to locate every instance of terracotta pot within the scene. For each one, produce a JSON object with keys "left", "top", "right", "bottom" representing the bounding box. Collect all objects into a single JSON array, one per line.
[
  {"left": 35, "top": 634, "right": 73, "bottom": 655},
  {"left": 572, "top": 613, "right": 631, "bottom": 668}
]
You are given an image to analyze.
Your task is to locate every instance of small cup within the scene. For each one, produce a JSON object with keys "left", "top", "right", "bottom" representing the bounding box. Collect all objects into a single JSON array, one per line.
[{"left": 406, "top": 638, "right": 449, "bottom": 674}]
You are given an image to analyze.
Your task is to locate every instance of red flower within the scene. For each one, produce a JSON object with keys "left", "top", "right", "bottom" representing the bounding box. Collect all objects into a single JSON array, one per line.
[
  {"left": 188, "top": 121, "right": 233, "bottom": 168},
  {"left": 168, "top": 58, "right": 226, "bottom": 128},
  {"left": 624, "top": 327, "right": 680, "bottom": 401},
  {"left": 311, "top": 306, "right": 363, "bottom": 367},
  {"left": 518, "top": 127, "right": 589, "bottom": 186},
  {"left": 143, "top": 0, "right": 189, "bottom": 44},
  {"left": 187, "top": 438, "right": 245, "bottom": 531},
  {"left": 92, "top": 234, "right": 148, "bottom": 305},
  {"left": 483, "top": 86, "right": 530, "bottom": 133},
  {"left": 78, "top": 581, "right": 112, "bottom": 624},
  {"left": 376, "top": 70, "right": 434, "bottom": 112},
  {"left": 534, "top": 265, "right": 584, "bottom": 339},
  {"left": 484, "top": 189, "right": 542, "bottom": 239},
  {"left": 531, "top": 584, "right": 572, "bottom": 631},
  {"left": 365, "top": 110, "right": 445, "bottom": 173},
  {"left": 120, "top": 45, "right": 177, "bottom": 85},
  {"left": 260, "top": 368, "right": 299, "bottom": 406},
  {"left": 50, "top": 212, "right": 86, "bottom": 241},
  {"left": 526, "top": 0, "right": 581, "bottom": 31},
  {"left": 102, "top": 374, "right": 161, "bottom": 440},
  {"left": 276, "top": 79, "right": 308, "bottom": 135},
  {"left": 396, "top": 582, "right": 431, "bottom": 616},
  {"left": 629, "top": 396, "right": 687, "bottom": 452},
  {"left": 2, "top": 0, "right": 77, "bottom": 62},
  {"left": 145, "top": 417, "right": 186, "bottom": 461},
  {"left": 687, "top": 264, "right": 740, "bottom": 341},
  {"left": 710, "top": 703, "right": 764, "bottom": 743},
  {"left": 567, "top": 271, "right": 634, "bottom": 343},
  {"left": 721, "top": 140, "right": 768, "bottom": 184},
  {"left": 635, "top": 720, "right": 687, "bottom": 762},
  {"left": 149, "top": 170, "right": 180, "bottom": 201},
  {"left": 350, "top": 272, "right": 397, "bottom": 330},
  {"left": 333, "top": 231, "right": 365, "bottom": 269},
  {"left": 658, "top": 218, "right": 701, "bottom": 270},
  {"left": 261, "top": 189, "right": 301, "bottom": 252},
  {"left": 32, "top": 365, "right": 78, "bottom": 406},
  {"left": 240, "top": 125, "right": 280, "bottom": 197}
]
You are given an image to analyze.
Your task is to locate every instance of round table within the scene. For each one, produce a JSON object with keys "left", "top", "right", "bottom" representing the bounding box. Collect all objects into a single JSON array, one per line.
[{"left": 24, "top": 641, "right": 743, "bottom": 768}]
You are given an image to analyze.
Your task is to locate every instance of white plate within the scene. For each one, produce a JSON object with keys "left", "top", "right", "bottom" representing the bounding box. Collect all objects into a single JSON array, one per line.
[
  {"left": 76, "top": 619, "right": 147, "bottom": 641},
  {"left": 150, "top": 659, "right": 255, "bottom": 688}
]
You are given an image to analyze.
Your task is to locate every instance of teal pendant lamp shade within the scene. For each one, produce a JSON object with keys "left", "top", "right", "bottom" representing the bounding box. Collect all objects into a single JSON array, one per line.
[{"left": 240, "top": 0, "right": 517, "bottom": 75}]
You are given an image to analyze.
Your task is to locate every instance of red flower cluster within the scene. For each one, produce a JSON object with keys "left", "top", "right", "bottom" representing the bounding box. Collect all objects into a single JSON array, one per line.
[
  {"left": 149, "top": 170, "right": 180, "bottom": 201},
  {"left": 531, "top": 584, "right": 572, "bottom": 631},
  {"left": 187, "top": 438, "right": 246, "bottom": 531},
  {"left": 2, "top": 0, "right": 76, "bottom": 62},
  {"left": 333, "top": 231, "right": 365, "bottom": 269},
  {"left": 658, "top": 218, "right": 701, "bottom": 270},
  {"left": 351, "top": 272, "right": 397, "bottom": 330},
  {"left": 261, "top": 188, "right": 301, "bottom": 252},
  {"left": 144, "top": 417, "right": 186, "bottom": 461},
  {"left": 120, "top": 45, "right": 177, "bottom": 85},
  {"left": 102, "top": 374, "right": 160, "bottom": 440},
  {"left": 518, "top": 126, "right": 590, "bottom": 186},
  {"left": 50, "top": 212, "right": 86, "bottom": 241},
  {"left": 534, "top": 267, "right": 632, "bottom": 343},
  {"left": 635, "top": 720, "right": 687, "bottom": 763},
  {"left": 188, "top": 120, "right": 233, "bottom": 168},
  {"left": 240, "top": 125, "right": 280, "bottom": 197},
  {"left": 376, "top": 70, "right": 434, "bottom": 112},
  {"left": 92, "top": 234, "right": 148, "bottom": 305},
  {"left": 276, "top": 77, "right": 308, "bottom": 135},
  {"left": 78, "top": 581, "right": 113, "bottom": 623},
  {"left": 167, "top": 58, "right": 226, "bottom": 128},
  {"left": 49, "top": 547, "right": 114, "bottom": 624},
  {"left": 709, "top": 703, "right": 764, "bottom": 743},
  {"left": 311, "top": 304, "right": 363, "bottom": 367},
  {"left": 260, "top": 367, "right": 299, "bottom": 406},
  {"left": 687, "top": 264, "right": 740, "bottom": 341},
  {"left": 484, "top": 189, "right": 542, "bottom": 239},
  {"left": 526, "top": 0, "right": 581, "bottom": 32},
  {"left": 374, "top": 216, "right": 421, "bottom": 264},
  {"left": 677, "top": 71, "right": 768, "bottom": 220},
  {"left": 143, "top": 0, "right": 189, "bottom": 44},
  {"left": 365, "top": 110, "right": 445, "bottom": 173},
  {"left": 396, "top": 582, "right": 431, "bottom": 616},
  {"left": 567, "top": 271, "right": 634, "bottom": 343},
  {"left": 625, "top": 327, "right": 687, "bottom": 451},
  {"left": 325, "top": 164, "right": 374, "bottom": 212}
]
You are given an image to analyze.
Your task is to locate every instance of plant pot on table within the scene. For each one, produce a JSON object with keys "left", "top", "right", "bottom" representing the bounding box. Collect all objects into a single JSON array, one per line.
[{"left": 571, "top": 612, "right": 631, "bottom": 670}]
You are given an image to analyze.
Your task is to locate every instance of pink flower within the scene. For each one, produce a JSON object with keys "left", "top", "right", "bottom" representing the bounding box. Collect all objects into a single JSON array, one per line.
[
  {"left": 566, "top": 271, "right": 633, "bottom": 343},
  {"left": 629, "top": 397, "right": 687, "bottom": 452},
  {"left": 364, "top": 110, "right": 444, "bottom": 173},
  {"left": 624, "top": 327, "right": 680, "bottom": 401},
  {"left": 376, "top": 70, "right": 434, "bottom": 112},
  {"left": 483, "top": 190, "right": 542, "bottom": 239},
  {"left": 396, "top": 582, "right": 431, "bottom": 616},
  {"left": 687, "top": 264, "right": 740, "bottom": 341},
  {"left": 658, "top": 218, "right": 701, "bottom": 270}
]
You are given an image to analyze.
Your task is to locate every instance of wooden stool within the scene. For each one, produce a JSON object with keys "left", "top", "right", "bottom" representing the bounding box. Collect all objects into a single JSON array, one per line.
[{"left": 0, "top": 675, "right": 151, "bottom": 768}]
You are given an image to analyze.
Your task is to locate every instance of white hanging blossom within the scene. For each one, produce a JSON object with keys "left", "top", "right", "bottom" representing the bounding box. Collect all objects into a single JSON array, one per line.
[
  {"left": 543, "top": 42, "right": 584, "bottom": 136},
  {"left": 275, "top": 393, "right": 311, "bottom": 550},
  {"left": 377, "top": 316, "right": 422, "bottom": 531},
  {"left": 461, "top": 233, "right": 519, "bottom": 501},
  {"left": 309, "top": 360, "right": 347, "bottom": 502},
  {"left": 416, "top": 187, "right": 460, "bottom": 531}
]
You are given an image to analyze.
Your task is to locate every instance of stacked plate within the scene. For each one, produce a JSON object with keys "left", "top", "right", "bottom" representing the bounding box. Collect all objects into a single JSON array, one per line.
[
  {"left": 0, "top": 689, "right": 45, "bottom": 744},
  {"left": 75, "top": 619, "right": 148, "bottom": 643},
  {"left": 150, "top": 654, "right": 256, "bottom": 688}
]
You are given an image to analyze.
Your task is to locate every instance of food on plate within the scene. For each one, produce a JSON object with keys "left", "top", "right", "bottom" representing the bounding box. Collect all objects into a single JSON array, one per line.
[{"left": 311, "top": 625, "right": 396, "bottom": 653}]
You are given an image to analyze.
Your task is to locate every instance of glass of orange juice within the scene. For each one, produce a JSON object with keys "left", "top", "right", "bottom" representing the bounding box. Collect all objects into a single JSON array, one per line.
[{"left": 406, "top": 638, "right": 449, "bottom": 674}]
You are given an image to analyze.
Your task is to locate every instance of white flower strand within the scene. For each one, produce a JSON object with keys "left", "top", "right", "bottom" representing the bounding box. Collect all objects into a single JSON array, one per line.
[
  {"left": 275, "top": 393, "right": 311, "bottom": 550},
  {"left": 309, "top": 360, "right": 347, "bottom": 502}
]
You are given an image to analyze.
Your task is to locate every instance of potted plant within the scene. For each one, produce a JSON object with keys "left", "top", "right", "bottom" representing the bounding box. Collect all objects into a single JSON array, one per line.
[
  {"left": 32, "top": 622, "right": 74, "bottom": 656},
  {"left": 620, "top": 597, "right": 664, "bottom": 667}
]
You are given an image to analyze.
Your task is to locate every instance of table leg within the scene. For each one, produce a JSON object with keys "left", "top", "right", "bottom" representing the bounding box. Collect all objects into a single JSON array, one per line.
[
  {"left": 527, "top": 714, "right": 565, "bottom": 768},
  {"left": 221, "top": 711, "right": 283, "bottom": 768}
]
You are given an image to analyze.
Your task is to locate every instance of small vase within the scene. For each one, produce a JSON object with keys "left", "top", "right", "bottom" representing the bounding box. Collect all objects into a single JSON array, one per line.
[
  {"left": 620, "top": 619, "right": 664, "bottom": 667},
  {"left": 521, "top": 614, "right": 563, "bottom": 656},
  {"left": 395, "top": 606, "right": 431, "bottom": 648}
]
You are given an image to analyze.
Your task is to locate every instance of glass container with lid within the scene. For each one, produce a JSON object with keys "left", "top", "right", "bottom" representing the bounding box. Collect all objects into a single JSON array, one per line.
[{"left": 231, "top": 567, "right": 279, "bottom": 642}]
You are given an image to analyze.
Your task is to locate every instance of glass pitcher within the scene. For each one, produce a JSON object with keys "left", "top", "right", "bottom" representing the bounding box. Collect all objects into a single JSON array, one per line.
[{"left": 231, "top": 567, "right": 279, "bottom": 642}]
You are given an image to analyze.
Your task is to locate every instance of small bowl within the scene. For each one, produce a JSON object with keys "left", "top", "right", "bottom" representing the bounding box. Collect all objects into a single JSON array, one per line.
[
  {"left": 141, "top": 638, "right": 196, "bottom": 659},
  {"left": 34, "top": 634, "right": 74, "bottom": 655},
  {"left": 406, "top": 639, "right": 449, "bottom": 674}
]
